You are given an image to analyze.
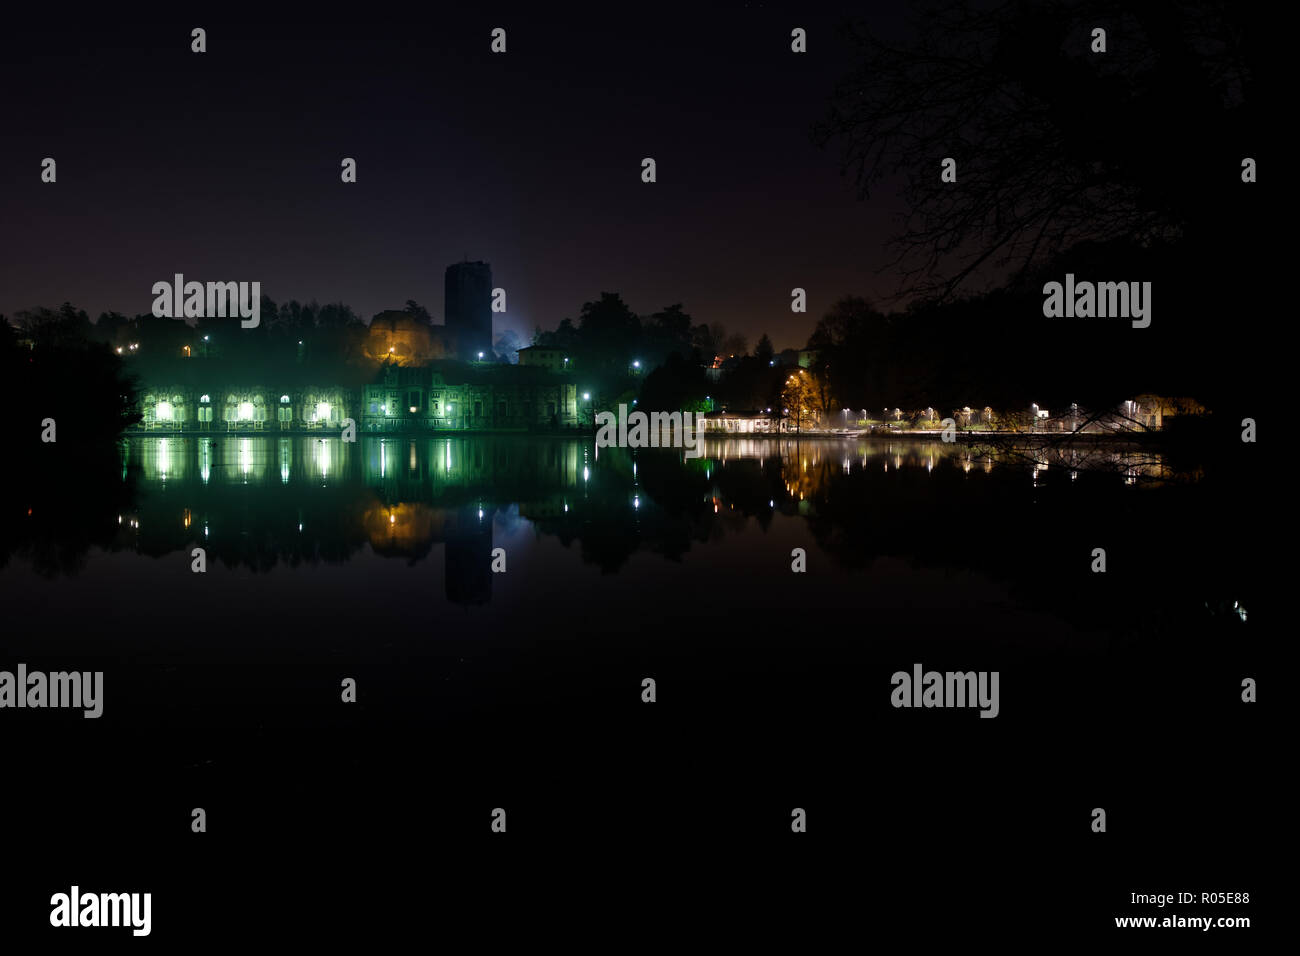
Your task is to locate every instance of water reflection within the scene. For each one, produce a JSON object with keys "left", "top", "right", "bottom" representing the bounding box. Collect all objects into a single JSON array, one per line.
[{"left": 4, "top": 436, "right": 1224, "bottom": 621}]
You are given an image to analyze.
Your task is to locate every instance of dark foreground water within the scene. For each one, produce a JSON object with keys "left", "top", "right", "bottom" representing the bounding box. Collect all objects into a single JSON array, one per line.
[{"left": 1, "top": 435, "right": 1270, "bottom": 940}]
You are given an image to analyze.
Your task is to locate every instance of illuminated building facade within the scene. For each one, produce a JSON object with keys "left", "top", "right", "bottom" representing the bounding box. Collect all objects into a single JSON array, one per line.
[
  {"left": 133, "top": 365, "right": 580, "bottom": 432},
  {"left": 360, "top": 363, "right": 580, "bottom": 431},
  {"left": 136, "top": 386, "right": 352, "bottom": 431}
]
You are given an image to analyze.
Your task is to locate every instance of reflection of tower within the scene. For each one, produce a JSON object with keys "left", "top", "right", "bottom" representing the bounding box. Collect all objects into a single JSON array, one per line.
[
  {"left": 445, "top": 505, "right": 492, "bottom": 605},
  {"left": 444, "top": 261, "right": 493, "bottom": 360}
]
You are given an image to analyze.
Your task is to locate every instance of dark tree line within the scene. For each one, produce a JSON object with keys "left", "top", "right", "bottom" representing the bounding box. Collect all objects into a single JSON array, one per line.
[
  {"left": 2, "top": 304, "right": 141, "bottom": 445},
  {"left": 814, "top": 0, "right": 1268, "bottom": 416}
]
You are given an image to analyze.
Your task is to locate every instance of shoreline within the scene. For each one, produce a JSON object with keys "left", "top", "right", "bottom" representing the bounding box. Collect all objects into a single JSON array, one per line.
[{"left": 117, "top": 426, "right": 1164, "bottom": 443}]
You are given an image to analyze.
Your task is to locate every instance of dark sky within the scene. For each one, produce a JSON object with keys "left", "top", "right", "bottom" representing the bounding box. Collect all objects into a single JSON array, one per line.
[{"left": 0, "top": 8, "right": 909, "bottom": 352}]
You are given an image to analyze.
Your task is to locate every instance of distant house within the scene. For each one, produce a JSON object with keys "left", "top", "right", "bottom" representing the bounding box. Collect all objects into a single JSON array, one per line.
[
  {"left": 517, "top": 346, "right": 572, "bottom": 372},
  {"left": 1130, "top": 395, "right": 1206, "bottom": 429},
  {"left": 774, "top": 349, "right": 801, "bottom": 368},
  {"left": 701, "top": 410, "right": 777, "bottom": 434}
]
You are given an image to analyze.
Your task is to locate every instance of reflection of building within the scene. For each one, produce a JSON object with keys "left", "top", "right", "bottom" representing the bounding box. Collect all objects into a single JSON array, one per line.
[
  {"left": 115, "top": 434, "right": 604, "bottom": 604},
  {"left": 357, "top": 498, "right": 495, "bottom": 605},
  {"left": 445, "top": 507, "right": 493, "bottom": 606},
  {"left": 360, "top": 436, "right": 584, "bottom": 495},
  {"left": 136, "top": 435, "right": 190, "bottom": 481}
]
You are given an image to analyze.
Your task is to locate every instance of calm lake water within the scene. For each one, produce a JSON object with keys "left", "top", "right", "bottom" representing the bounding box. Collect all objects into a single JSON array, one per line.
[
  {"left": 1, "top": 433, "right": 1264, "bottom": 915},
  {"left": 8, "top": 433, "right": 1199, "bottom": 583},
  {"left": 0, "top": 431, "right": 1253, "bottom": 797},
  {"left": 4, "top": 433, "right": 1251, "bottom": 715}
]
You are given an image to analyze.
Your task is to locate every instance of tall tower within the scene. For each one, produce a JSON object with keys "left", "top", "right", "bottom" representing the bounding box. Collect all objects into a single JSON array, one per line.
[{"left": 444, "top": 261, "right": 493, "bottom": 360}]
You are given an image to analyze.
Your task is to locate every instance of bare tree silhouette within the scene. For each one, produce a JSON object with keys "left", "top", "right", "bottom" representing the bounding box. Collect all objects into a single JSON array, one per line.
[{"left": 815, "top": 1, "right": 1258, "bottom": 301}]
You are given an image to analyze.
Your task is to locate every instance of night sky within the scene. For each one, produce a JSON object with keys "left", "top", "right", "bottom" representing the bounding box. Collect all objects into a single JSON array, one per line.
[{"left": 1, "top": 9, "right": 907, "bottom": 351}]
